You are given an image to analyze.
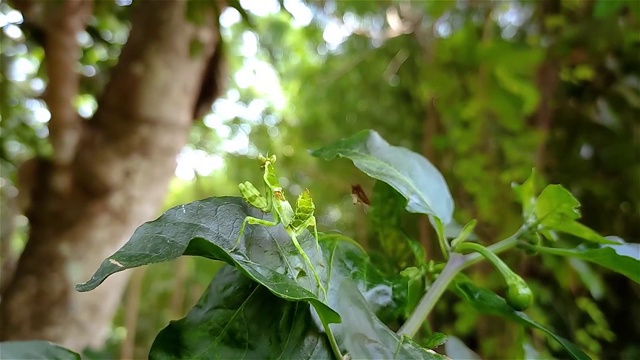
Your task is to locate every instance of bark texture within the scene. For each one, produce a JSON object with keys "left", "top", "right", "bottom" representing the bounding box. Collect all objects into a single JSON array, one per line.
[
  {"left": 532, "top": 0, "right": 561, "bottom": 170},
  {"left": 0, "top": 0, "right": 220, "bottom": 350}
]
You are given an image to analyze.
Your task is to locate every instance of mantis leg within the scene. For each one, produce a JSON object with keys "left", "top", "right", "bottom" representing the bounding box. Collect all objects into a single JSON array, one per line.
[
  {"left": 231, "top": 216, "right": 278, "bottom": 251},
  {"left": 309, "top": 217, "right": 321, "bottom": 254},
  {"left": 290, "top": 216, "right": 321, "bottom": 255},
  {"left": 233, "top": 215, "right": 327, "bottom": 300},
  {"left": 288, "top": 230, "right": 328, "bottom": 300}
]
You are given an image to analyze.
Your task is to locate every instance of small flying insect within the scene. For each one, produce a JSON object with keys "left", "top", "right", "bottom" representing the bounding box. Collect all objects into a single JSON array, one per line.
[{"left": 351, "top": 184, "right": 370, "bottom": 210}]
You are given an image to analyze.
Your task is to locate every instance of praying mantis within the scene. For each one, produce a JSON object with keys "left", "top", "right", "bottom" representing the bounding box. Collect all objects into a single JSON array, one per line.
[{"left": 232, "top": 154, "right": 327, "bottom": 299}]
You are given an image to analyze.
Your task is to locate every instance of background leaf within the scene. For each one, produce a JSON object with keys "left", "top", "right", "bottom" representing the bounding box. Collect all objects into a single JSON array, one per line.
[
  {"left": 312, "top": 130, "right": 454, "bottom": 224},
  {"left": 568, "top": 258, "right": 606, "bottom": 300},
  {"left": 423, "top": 332, "right": 448, "bottom": 350},
  {"left": 0, "top": 341, "right": 80, "bottom": 360},
  {"left": 535, "top": 185, "right": 615, "bottom": 244},
  {"left": 149, "top": 265, "right": 333, "bottom": 359},
  {"left": 593, "top": 0, "right": 629, "bottom": 18},
  {"left": 454, "top": 281, "right": 591, "bottom": 360},
  {"left": 534, "top": 237, "right": 640, "bottom": 284}
]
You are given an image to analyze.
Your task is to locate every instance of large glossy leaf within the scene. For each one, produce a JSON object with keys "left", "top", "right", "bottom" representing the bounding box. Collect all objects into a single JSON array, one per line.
[
  {"left": 149, "top": 265, "right": 333, "bottom": 359},
  {"left": 76, "top": 197, "right": 339, "bottom": 324},
  {"left": 534, "top": 236, "right": 640, "bottom": 284},
  {"left": 151, "top": 233, "right": 447, "bottom": 360},
  {"left": 0, "top": 341, "right": 80, "bottom": 360},
  {"left": 454, "top": 281, "right": 590, "bottom": 360},
  {"left": 312, "top": 129, "right": 454, "bottom": 225}
]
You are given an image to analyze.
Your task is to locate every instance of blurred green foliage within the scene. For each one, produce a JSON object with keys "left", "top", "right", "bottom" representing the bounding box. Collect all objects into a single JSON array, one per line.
[{"left": 1, "top": 0, "right": 638, "bottom": 358}]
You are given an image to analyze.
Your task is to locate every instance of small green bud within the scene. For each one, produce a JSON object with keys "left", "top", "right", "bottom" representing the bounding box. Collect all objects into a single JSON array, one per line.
[{"left": 505, "top": 276, "right": 534, "bottom": 311}]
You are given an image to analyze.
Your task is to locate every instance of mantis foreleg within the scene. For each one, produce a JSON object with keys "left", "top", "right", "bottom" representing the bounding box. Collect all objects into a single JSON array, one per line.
[
  {"left": 232, "top": 216, "right": 278, "bottom": 251},
  {"left": 287, "top": 230, "right": 327, "bottom": 299},
  {"left": 234, "top": 216, "right": 327, "bottom": 299}
]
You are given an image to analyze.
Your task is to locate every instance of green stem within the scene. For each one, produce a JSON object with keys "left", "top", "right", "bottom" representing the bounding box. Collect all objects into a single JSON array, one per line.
[
  {"left": 322, "top": 320, "right": 344, "bottom": 360},
  {"left": 397, "top": 253, "right": 464, "bottom": 336},
  {"left": 455, "top": 242, "right": 512, "bottom": 279},
  {"left": 462, "top": 231, "right": 521, "bottom": 267},
  {"left": 397, "top": 230, "right": 522, "bottom": 338},
  {"left": 520, "top": 242, "right": 574, "bottom": 257}
]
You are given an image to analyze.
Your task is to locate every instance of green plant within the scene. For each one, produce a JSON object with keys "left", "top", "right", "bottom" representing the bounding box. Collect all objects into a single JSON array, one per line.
[{"left": 4, "top": 129, "right": 637, "bottom": 359}]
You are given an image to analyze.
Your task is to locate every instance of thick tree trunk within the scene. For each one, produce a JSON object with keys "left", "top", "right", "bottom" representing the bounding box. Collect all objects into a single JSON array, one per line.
[{"left": 0, "top": 0, "right": 220, "bottom": 351}]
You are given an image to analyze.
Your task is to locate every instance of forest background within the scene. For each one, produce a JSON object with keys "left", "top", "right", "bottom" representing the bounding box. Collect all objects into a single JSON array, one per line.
[{"left": 0, "top": 0, "right": 638, "bottom": 358}]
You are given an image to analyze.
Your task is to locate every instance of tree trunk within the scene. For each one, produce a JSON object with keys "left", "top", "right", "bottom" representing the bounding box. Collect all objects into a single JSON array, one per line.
[
  {"left": 0, "top": 0, "right": 221, "bottom": 351},
  {"left": 532, "top": 0, "right": 561, "bottom": 171}
]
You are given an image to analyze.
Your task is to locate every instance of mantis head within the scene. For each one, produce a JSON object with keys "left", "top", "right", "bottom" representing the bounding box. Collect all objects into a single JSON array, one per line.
[
  {"left": 258, "top": 154, "right": 279, "bottom": 189},
  {"left": 258, "top": 154, "right": 277, "bottom": 167}
]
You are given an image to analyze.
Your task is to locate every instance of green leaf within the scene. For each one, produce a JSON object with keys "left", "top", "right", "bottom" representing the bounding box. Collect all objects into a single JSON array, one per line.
[
  {"left": 533, "top": 237, "right": 640, "bottom": 284},
  {"left": 76, "top": 197, "right": 339, "bottom": 324},
  {"left": 151, "top": 234, "right": 446, "bottom": 360},
  {"left": 454, "top": 281, "right": 591, "bottom": 360},
  {"left": 430, "top": 215, "right": 450, "bottom": 258},
  {"left": 535, "top": 184, "right": 580, "bottom": 221},
  {"left": 406, "top": 237, "right": 428, "bottom": 268},
  {"left": 440, "top": 219, "right": 479, "bottom": 241},
  {"left": 312, "top": 130, "right": 454, "bottom": 224},
  {"left": 321, "top": 233, "right": 446, "bottom": 359},
  {"left": 512, "top": 168, "right": 539, "bottom": 221},
  {"left": 0, "top": 341, "right": 80, "bottom": 360},
  {"left": 593, "top": 0, "right": 628, "bottom": 18},
  {"left": 369, "top": 181, "right": 420, "bottom": 265},
  {"left": 450, "top": 219, "right": 477, "bottom": 249},
  {"left": 400, "top": 266, "right": 425, "bottom": 317},
  {"left": 535, "top": 185, "right": 615, "bottom": 244},
  {"left": 149, "top": 265, "right": 333, "bottom": 359},
  {"left": 423, "top": 332, "right": 448, "bottom": 349},
  {"left": 513, "top": 178, "right": 616, "bottom": 245}
]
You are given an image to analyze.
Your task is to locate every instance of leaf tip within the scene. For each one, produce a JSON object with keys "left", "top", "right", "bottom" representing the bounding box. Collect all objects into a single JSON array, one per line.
[{"left": 74, "top": 281, "right": 93, "bottom": 292}]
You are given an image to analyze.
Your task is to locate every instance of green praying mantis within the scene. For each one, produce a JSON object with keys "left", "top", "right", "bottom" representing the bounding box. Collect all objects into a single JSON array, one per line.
[{"left": 231, "top": 154, "right": 327, "bottom": 299}]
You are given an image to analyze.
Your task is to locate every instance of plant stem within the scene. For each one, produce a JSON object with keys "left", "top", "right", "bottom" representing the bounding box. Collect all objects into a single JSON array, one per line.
[
  {"left": 397, "top": 253, "right": 464, "bottom": 336},
  {"left": 397, "top": 230, "right": 522, "bottom": 338},
  {"left": 462, "top": 231, "right": 521, "bottom": 267},
  {"left": 455, "top": 242, "right": 512, "bottom": 279},
  {"left": 325, "top": 323, "right": 344, "bottom": 360}
]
